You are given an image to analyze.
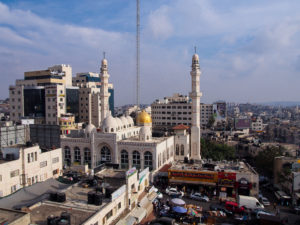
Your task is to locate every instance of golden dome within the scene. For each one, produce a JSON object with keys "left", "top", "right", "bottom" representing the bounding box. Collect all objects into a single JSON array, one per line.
[{"left": 137, "top": 110, "right": 152, "bottom": 125}]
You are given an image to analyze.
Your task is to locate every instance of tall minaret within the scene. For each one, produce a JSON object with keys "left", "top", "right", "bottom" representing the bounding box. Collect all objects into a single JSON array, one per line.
[
  {"left": 190, "top": 53, "right": 202, "bottom": 160},
  {"left": 100, "top": 55, "right": 111, "bottom": 122}
]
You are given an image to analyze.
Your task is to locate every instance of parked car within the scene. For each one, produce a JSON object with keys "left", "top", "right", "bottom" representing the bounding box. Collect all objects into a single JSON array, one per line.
[
  {"left": 209, "top": 204, "right": 233, "bottom": 216},
  {"left": 165, "top": 187, "right": 184, "bottom": 198},
  {"left": 253, "top": 209, "right": 274, "bottom": 219},
  {"left": 190, "top": 192, "right": 209, "bottom": 202},
  {"left": 260, "top": 197, "right": 270, "bottom": 206},
  {"left": 225, "top": 201, "right": 245, "bottom": 214}
]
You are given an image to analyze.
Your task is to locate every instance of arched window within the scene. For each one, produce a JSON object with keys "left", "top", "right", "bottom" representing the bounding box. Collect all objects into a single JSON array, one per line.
[
  {"left": 111, "top": 128, "right": 114, "bottom": 132},
  {"left": 176, "top": 144, "right": 179, "bottom": 155},
  {"left": 121, "top": 150, "right": 129, "bottom": 169},
  {"left": 64, "top": 146, "right": 71, "bottom": 163},
  {"left": 144, "top": 151, "right": 153, "bottom": 171},
  {"left": 132, "top": 151, "right": 141, "bottom": 169},
  {"left": 74, "top": 147, "right": 81, "bottom": 163},
  {"left": 84, "top": 148, "right": 91, "bottom": 168},
  {"left": 181, "top": 145, "right": 184, "bottom": 155},
  {"left": 101, "top": 146, "right": 111, "bottom": 163}
]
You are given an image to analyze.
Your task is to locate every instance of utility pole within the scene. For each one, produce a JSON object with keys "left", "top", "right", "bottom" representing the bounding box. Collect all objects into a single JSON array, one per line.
[{"left": 136, "top": 0, "right": 140, "bottom": 109}]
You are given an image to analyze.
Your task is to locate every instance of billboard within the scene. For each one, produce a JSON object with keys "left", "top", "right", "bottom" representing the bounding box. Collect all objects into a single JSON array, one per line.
[
  {"left": 168, "top": 170, "right": 218, "bottom": 183},
  {"left": 213, "top": 101, "right": 226, "bottom": 121}
]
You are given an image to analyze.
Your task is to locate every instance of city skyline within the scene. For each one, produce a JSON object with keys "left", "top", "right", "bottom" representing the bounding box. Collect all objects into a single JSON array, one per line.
[{"left": 0, "top": 0, "right": 300, "bottom": 106}]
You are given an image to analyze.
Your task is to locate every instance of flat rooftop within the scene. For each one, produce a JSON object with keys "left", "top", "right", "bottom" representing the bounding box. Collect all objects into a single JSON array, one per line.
[
  {"left": 30, "top": 185, "right": 111, "bottom": 225},
  {"left": 0, "top": 208, "right": 28, "bottom": 224},
  {"left": 170, "top": 160, "right": 256, "bottom": 174}
]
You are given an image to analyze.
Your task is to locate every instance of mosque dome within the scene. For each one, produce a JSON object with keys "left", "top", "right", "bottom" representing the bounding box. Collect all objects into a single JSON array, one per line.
[
  {"left": 115, "top": 117, "right": 123, "bottom": 131},
  {"left": 120, "top": 116, "right": 129, "bottom": 129},
  {"left": 139, "top": 126, "right": 152, "bottom": 141},
  {"left": 85, "top": 123, "right": 97, "bottom": 134},
  {"left": 137, "top": 110, "right": 152, "bottom": 125},
  {"left": 101, "top": 114, "right": 118, "bottom": 133},
  {"left": 126, "top": 116, "right": 134, "bottom": 127}
]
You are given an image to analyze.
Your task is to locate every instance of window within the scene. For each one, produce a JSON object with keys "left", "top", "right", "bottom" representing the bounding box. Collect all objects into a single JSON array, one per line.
[
  {"left": 132, "top": 151, "right": 141, "bottom": 169},
  {"left": 181, "top": 145, "right": 184, "bottom": 155},
  {"left": 40, "top": 161, "right": 47, "bottom": 168},
  {"left": 84, "top": 148, "right": 91, "bottom": 168},
  {"left": 101, "top": 146, "right": 111, "bottom": 162},
  {"left": 176, "top": 144, "right": 179, "bottom": 155},
  {"left": 144, "top": 151, "right": 153, "bottom": 171},
  {"left": 35, "top": 152, "right": 37, "bottom": 161},
  {"left": 118, "top": 202, "right": 121, "bottom": 209},
  {"left": 52, "top": 157, "right": 59, "bottom": 164},
  {"left": 27, "top": 153, "right": 30, "bottom": 163},
  {"left": 74, "top": 147, "right": 81, "bottom": 163},
  {"left": 106, "top": 210, "right": 113, "bottom": 220},
  {"left": 0, "top": 175, "right": 2, "bottom": 182},
  {"left": 121, "top": 150, "right": 129, "bottom": 169},
  {"left": 10, "top": 169, "right": 19, "bottom": 178}
]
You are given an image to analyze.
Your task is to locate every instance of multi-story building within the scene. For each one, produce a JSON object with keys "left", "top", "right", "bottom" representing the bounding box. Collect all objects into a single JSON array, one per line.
[
  {"left": 9, "top": 65, "right": 72, "bottom": 124},
  {"left": 151, "top": 93, "right": 214, "bottom": 129},
  {"left": 0, "top": 144, "right": 62, "bottom": 197},
  {"left": 72, "top": 72, "right": 114, "bottom": 127},
  {"left": 0, "top": 124, "right": 28, "bottom": 150}
]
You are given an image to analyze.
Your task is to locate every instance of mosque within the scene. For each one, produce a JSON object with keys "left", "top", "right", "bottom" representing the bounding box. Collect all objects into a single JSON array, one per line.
[{"left": 61, "top": 53, "right": 202, "bottom": 178}]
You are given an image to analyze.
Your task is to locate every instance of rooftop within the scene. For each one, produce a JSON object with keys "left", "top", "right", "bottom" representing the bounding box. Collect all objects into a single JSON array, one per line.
[
  {"left": 169, "top": 160, "right": 256, "bottom": 174},
  {"left": 0, "top": 208, "right": 28, "bottom": 224}
]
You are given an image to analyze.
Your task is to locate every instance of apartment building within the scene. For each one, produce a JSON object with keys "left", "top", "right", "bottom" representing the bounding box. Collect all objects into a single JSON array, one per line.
[
  {"left": 9, "top": 65, "right": 72, "bottom": 124},
  {"left": 72, "top": 72, "right": 114, "bottom": 127},
  {"left": 0, "top": 144, "right": 62, "bottom": 197},
  {"left": 151, "top": 93, "right": 214, "bottom": 129}
]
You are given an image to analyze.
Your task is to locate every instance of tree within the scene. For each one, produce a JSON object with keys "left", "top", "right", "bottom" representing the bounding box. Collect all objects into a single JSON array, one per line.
[
  {"left": 254, "top": 146, "right": 284, "bottom": 178},
  {"left": 206, "top": 115, "right": 215, "bottom": 129},
  {"left": 201, "top": 138, "right": 236, "bottom": 161}
]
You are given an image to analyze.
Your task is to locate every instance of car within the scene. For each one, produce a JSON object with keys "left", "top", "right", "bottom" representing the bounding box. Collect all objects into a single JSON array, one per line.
[
  {"left": 260, "top": 197, "right": 270, "bottom": 206},
  {"left": 165, "top": 187, "right": 184, "bottom": 198},
  {"left": 255, "top": 209, "right": 274, "bottom": 219},
  {"left": 190, "top": 193, "right": 209, "bottom": 202},
  {"left": 209, "top": 204, "right": 233, "bottom": 216},
  {"left": 225, "top": 201, "right": 245, "bottom": 214}
]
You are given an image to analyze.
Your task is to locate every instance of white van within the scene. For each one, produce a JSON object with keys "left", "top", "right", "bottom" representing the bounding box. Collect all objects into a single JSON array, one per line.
[{"left": 238, "top": 195, "right": 264, "bottom": 210}]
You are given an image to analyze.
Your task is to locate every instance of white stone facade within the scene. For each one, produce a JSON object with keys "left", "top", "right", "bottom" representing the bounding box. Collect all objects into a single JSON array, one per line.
[{"left": 0, "top": 145, "right": 62, "bottom": 197}]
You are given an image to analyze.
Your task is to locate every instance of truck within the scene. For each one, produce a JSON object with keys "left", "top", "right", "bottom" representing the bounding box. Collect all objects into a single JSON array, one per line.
[{"left": 238, "top": 195, "right": 264, "bottom": 210}]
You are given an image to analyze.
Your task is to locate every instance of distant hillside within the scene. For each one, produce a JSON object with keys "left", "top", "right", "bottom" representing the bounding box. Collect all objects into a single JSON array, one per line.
[{"left": 258, "top": 101, "right": 300, "bottom": 107}]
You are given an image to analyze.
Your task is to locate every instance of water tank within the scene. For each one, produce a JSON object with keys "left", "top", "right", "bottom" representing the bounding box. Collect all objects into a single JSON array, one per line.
[
  {"left": 88, "top": 191, "right": 95, "bottom": 204},
  {"left": 94, "top": 193, "right": 103, "bottom": 206},
  {"left": 57, "top": 219, "right": 69, "bottom": 225},
  {"left": 49, "top": 192, "right": 57, "bottom": 202},
  {"left": 57, "top": 192, "right": 66, "bottom": 202},
  {"left": 60, "top": 212, "right": 71, "bottom": 223}
]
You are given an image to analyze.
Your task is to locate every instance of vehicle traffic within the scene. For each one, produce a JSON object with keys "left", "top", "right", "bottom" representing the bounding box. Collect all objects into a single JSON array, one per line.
[{"left": 189, "top": 192, "right": 209, "bottom": 202}]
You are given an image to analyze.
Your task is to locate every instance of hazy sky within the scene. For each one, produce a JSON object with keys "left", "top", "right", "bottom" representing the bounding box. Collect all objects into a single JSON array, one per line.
[{"left": 0, "top": 0, "right": 300, "bottom": 106}]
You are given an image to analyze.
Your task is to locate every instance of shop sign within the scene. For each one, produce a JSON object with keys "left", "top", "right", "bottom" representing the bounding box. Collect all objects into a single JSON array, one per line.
[
  {"left": 218, "top": 172, "right": 236, "bottom": 186},
  {"left": 111, "top": 185, "right": 126, "bottom": 201},
  {"left": 237, "top": 178, "right": 252, "bottom": 189},
  {"left": 168, "top": 170, "right": 217, "bottom": 182},
  {"left": 126, "top": 167, "right": 137, "bottom": 178}
]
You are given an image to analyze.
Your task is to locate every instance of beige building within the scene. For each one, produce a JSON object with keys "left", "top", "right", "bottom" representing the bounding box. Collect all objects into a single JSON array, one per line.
[
  {"left": 0, "top": 145, "right": 62, "bottom": 197},
  {"left": 9, "top": 64, "right": 72, "bottom": 124},
  {"left": 151, "top": 93, "right": 213, "bottom": 129},
  {"left": 29, "top": 167, "right": 153, "bottom": 225},
  {"left": 72, "top": 72, "right": 114, "bottom": 127}
]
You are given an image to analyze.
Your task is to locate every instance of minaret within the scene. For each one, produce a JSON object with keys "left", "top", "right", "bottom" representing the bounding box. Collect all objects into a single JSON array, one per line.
[
  {"left": 189, "top": 53, "right": 202, "bottom": 160},
  {"left": 100, "top": 55, "right": 111, "bottom": 122}
]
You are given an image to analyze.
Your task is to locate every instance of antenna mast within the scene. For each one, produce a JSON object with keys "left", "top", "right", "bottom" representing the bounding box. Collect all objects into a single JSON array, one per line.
[{"left": 136, "top": 0, "right": 140, "bottom": 109}]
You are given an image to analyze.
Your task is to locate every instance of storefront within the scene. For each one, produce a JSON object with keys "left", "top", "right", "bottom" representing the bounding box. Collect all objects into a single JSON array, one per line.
[
  {"left": 168, "top": 169, "right": 218, "bottom": 195},
  {"left": 236, "top": 178, "right": 252, "bottom": 196},
  {"left": 217, "top": 172, "right": 236, "bottom": 198}
]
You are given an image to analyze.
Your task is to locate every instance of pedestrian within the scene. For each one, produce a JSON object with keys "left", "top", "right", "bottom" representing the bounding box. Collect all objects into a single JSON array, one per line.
[{"left": 273, "top": 202, "right": 277, "bottom": 210}]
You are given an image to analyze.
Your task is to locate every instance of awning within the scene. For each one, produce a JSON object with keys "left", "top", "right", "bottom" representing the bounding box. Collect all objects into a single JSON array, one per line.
[
  {"left": 131, "top": 207, "right": 147, "bottom": 222},
  {"left": 148, "top": 191, "right": 158, "bottom": 202},
  {"left": 115, "top": 216, "right": 136, "bottom": 225},
  {"left": 171, "top": 198, "right": 186, "bottom": 206},
  {"left": 295, "top": 193, "right": 300, "bottom": 199}
]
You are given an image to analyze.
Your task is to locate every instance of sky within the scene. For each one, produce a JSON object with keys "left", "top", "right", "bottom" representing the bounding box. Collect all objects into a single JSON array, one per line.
[{"left": 0, "top": 0, "right": 300, "bottom": 106}]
